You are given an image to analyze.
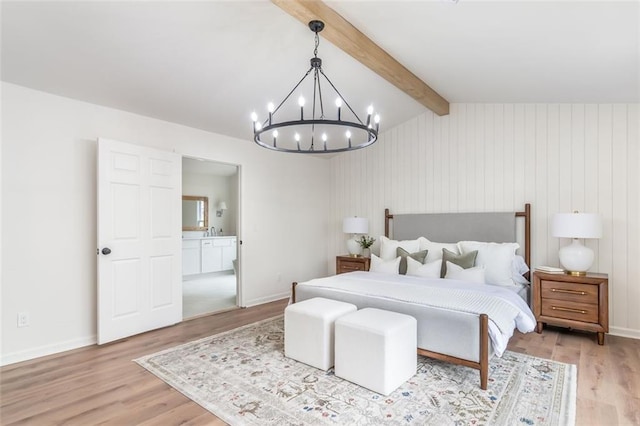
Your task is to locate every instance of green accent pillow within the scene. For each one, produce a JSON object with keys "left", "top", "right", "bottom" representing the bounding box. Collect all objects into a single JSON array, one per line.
[
  {"left": 440, "top": 248, "right": 478, "bottom": 278},
  {"left": 397, "top": 247, "right": 428, "bottom": 275}
]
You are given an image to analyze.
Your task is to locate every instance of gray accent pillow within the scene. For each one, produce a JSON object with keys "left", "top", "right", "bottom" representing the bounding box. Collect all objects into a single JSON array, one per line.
[
  {"left": 440, "top": 248, "right": 478, "bottom": 278},
  {"left": 397, "top": 247, "right": 428, "bottom": 275}
]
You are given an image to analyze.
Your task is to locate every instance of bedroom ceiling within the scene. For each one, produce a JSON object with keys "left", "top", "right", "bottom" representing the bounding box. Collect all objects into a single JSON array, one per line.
[{"left": 2, "top": 1, "right": 638, "bottom": 145}]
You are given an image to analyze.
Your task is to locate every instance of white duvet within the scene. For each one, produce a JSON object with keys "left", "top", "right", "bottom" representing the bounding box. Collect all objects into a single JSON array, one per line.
[{"left": 297, "top": 271, "right": 536, "bottom": 357}]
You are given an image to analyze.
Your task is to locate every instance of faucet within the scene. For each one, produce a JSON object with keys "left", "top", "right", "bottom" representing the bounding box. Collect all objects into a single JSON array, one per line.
[{"left": 211, "top": 226, "right": 217, "bottom": 236}]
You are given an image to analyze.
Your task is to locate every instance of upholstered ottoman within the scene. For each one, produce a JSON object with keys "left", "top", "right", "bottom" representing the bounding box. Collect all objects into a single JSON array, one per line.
[
  {"left": 335, "top": 308, "right": 417, "bottom": 395},
  {"left": 284, "top": 297, "right": 357, "bottom": 370}
]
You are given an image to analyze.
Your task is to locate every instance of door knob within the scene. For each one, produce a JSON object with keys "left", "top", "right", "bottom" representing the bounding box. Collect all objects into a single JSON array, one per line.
[{"left": 101, "top": 247, "right": 112, "bottom": 255}]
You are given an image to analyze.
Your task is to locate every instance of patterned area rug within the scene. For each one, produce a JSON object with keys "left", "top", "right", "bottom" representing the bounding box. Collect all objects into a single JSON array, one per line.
[{"left": 135, "top": 316, "right": 576, "bottom": 425}]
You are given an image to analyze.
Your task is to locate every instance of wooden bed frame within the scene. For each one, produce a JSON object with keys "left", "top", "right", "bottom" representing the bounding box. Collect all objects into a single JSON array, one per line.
[{"left": 292, "top": 203, "right": 531, "bottom": 390}]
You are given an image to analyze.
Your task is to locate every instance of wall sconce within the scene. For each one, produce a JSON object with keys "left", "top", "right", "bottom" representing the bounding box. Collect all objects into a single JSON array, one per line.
[{"left": 216, "top": 201, "right": 227, "bottom": 217}]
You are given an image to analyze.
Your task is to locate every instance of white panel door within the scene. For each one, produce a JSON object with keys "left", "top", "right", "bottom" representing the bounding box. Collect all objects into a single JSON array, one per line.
[{"left": 97, "top": 138, "right": 182, "bottom": 344}]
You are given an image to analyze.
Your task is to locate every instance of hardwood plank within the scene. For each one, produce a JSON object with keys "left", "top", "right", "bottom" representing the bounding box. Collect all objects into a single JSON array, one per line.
[
  {"left": 576, "top": 398, "right": 619, "bottom": 426},
  {"left": 2, "top": 299, "right": 638, "bottom": 425},
  {"left": 137, "top": 401, "right": 228, "bottom": 426},
  {"left": 270, "top": 0, "right": 449, "bottom": 116}
]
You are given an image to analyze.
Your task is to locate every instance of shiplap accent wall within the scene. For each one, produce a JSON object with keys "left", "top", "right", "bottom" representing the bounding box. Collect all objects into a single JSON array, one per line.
[{"left": 329, "top": 103, "right": 639, "bottom": 337}]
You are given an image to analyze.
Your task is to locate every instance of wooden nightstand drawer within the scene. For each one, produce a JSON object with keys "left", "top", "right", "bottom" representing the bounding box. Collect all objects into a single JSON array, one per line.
[
  {"left": 540, "top": 280, "right": 598, "bottom": 304},
  {"left": 340, "top": 261, "right": 366, "bottom": 272},
  {"left": 336, "top": 255, "right": 370, "bottom": 274},
  {"left": 541, "top": 300, "right": 599, "bottom": 323}
]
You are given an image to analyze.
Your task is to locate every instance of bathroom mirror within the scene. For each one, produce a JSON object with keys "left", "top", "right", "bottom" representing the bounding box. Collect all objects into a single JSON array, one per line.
[{"left": 182, "top": 195, "right": 208, "bottom": 231}]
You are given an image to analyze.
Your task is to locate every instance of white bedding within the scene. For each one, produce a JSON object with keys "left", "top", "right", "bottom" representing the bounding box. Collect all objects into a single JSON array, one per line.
[{"left": 297, "top": 271, "right": 536, "bottom": 357}]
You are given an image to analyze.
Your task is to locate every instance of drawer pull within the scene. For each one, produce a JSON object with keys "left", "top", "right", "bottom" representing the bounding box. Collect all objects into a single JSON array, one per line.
[
  {"left": 552, "top": 306, "right": 587, "bottom": 314},
  {"left": 551, "top": 288, "right": 586, "bottom": 295},
  {"left": 342, "top": 266, "right": 360, "bottom": 271}
]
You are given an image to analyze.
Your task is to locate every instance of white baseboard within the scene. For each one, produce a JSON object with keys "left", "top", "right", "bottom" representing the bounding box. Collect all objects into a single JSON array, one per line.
[
  {"left": 0, "top": 335, "right": 97, "bottom": 367},
  {"left": 244, "top": 292, "right": 290, "bottom": 308},
  {"left": 609, "top": 326, "right": 640, "bottom": 340}
]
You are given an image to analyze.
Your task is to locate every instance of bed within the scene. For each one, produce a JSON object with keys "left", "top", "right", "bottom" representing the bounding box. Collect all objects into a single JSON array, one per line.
[{"left": 292, "top": 204, "right": 536, "bottom": 390}]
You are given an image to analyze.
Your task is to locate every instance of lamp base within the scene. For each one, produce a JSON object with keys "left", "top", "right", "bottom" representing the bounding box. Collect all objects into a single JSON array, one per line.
[
  {"left": 346, "top": 238, "right": 363, "bottom": 257},
  {"left": 566, "top": 270, "right": 587, "bottom": 277},
  {"left": 558, "top": 239, "right": 594, "bottom": 275}
]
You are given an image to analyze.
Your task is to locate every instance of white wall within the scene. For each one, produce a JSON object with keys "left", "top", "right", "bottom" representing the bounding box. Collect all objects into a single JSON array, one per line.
[
  {"left": 182, "top": 171, "right": 236, "bottom": 235},
  {"left": 329, "top": 103, "right": 640, "bottom": 338},
  {"left": 1, "top": 83, "right": 330, "bottom": 365}
]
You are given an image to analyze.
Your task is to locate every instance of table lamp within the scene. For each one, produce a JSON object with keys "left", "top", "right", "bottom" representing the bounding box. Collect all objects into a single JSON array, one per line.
[
  {"left": 552, "top": 212, "right": 602, "bottom": 276},
  {"left": 343, "top": 217, "right": 368, "bottom": 257}
]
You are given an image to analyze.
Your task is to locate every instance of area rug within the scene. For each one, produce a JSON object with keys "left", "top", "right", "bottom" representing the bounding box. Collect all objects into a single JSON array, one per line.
[{"left": 135, "top": 316, "right": 576, "bottom": 426}]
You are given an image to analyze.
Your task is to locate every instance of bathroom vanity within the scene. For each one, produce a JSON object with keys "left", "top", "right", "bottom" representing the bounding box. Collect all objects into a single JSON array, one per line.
[{"left": 182, "top": 236, "right": 237, "bottom": 276}]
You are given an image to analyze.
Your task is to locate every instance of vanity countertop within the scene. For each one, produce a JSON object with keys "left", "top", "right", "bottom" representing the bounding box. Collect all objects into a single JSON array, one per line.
[{"left": 182, "top": 235, "right": 236, "bottom": 240}]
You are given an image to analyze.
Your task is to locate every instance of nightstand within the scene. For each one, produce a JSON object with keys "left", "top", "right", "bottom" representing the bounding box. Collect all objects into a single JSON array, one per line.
[
  {"left": 532, "top": 271, "right": 609, "bottom": 345},
  {"left": 336, "top": 255, "right": 370, "bottom": 274}
]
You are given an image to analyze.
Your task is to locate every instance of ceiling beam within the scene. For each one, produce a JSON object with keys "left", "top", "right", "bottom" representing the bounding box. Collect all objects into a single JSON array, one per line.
[{"left": 271, "top": 0, "right": 449, "bottom": 116}]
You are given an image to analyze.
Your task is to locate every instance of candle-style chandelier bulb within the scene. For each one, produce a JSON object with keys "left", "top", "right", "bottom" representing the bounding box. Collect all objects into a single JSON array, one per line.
[{"left": 251, "top": 111, "right": 258, "bottom": 122}]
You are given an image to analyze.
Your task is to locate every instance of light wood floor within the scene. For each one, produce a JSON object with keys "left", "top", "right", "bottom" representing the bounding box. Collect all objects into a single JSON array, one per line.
[{"left": 1, "top": 298, "right": 638, "bottom": 425}]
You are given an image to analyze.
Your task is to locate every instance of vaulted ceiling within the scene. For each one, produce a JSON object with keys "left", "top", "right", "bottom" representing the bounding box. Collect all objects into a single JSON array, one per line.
[{"left": 2, "top": 1, "right": 638, "bottom": 143}]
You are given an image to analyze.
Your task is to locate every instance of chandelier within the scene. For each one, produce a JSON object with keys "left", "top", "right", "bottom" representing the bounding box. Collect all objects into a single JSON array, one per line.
[{"left": 251, "top": 20, "right": 380, "bottom": 154}]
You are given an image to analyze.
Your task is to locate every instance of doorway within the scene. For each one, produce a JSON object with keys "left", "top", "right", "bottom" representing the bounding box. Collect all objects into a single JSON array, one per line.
[{"left": 181, "top": 157, "right": 240, "bottom": 319}]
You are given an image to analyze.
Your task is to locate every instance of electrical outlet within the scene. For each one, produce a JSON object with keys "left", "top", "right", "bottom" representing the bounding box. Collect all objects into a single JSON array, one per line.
[
  {"left": 17, "top": 312, "right": 29, "bottom": 327},
  {"left": 277, "top": 273, "right": 282, "bottom": 283}
]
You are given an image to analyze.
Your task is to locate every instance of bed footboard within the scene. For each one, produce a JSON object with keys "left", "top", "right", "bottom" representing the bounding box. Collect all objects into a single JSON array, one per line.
[
  {"left": 416, "top": 314, "right": 489, "bottom": 390},
  {"left": 291, "top": 283, "right": 491, "bottom": 390}
]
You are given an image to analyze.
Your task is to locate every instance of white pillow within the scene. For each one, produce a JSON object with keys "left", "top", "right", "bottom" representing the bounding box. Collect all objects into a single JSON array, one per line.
[
  {"left": 370, "top": 254, "right": 401, "bottom": 274},
  {"left": 444, "top": 261, "right": 486, "bottom": 284},
  {"left": 457, "top": 241, "right": 519, "bottom": 286},
  {"left": 512, "top": 255, "right": 530, "bottom": 285},
  {"left": 379, "top": 236, "right": 420, "bottom": 261},
  {"left": 418, "top": 237, "right": 460, "bottom": 262},
  {"left": 406, "top": 256, "right": 441, "bottom": 278}
]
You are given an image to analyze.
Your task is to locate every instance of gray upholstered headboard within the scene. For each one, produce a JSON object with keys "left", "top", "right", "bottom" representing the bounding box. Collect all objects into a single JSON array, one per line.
[
  {"left": 391, "top": 212, "right": 515, "bottom": 243},
  {"left": 385, "top": 204, "right": 531, "bottom": 277}
]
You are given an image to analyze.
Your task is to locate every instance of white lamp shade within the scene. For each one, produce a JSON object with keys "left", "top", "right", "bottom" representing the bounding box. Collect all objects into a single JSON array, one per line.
[
  {"left": 552, "top": 213, "right": 602, "bottom": 239},
  {"left": 343, "top": 217, "right": 368, "bottom": 234},
  {"left": 218, "top": 201, "right": 228, "bottom": 210}
]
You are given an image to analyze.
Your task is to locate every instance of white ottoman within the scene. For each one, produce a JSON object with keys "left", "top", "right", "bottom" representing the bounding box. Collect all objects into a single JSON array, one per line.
[
  {"left": 284, "top": 297, "right": 357, "bottom": 370},
  {"left": 335, "top": 308, "right": 417, "bottom": 396}
]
